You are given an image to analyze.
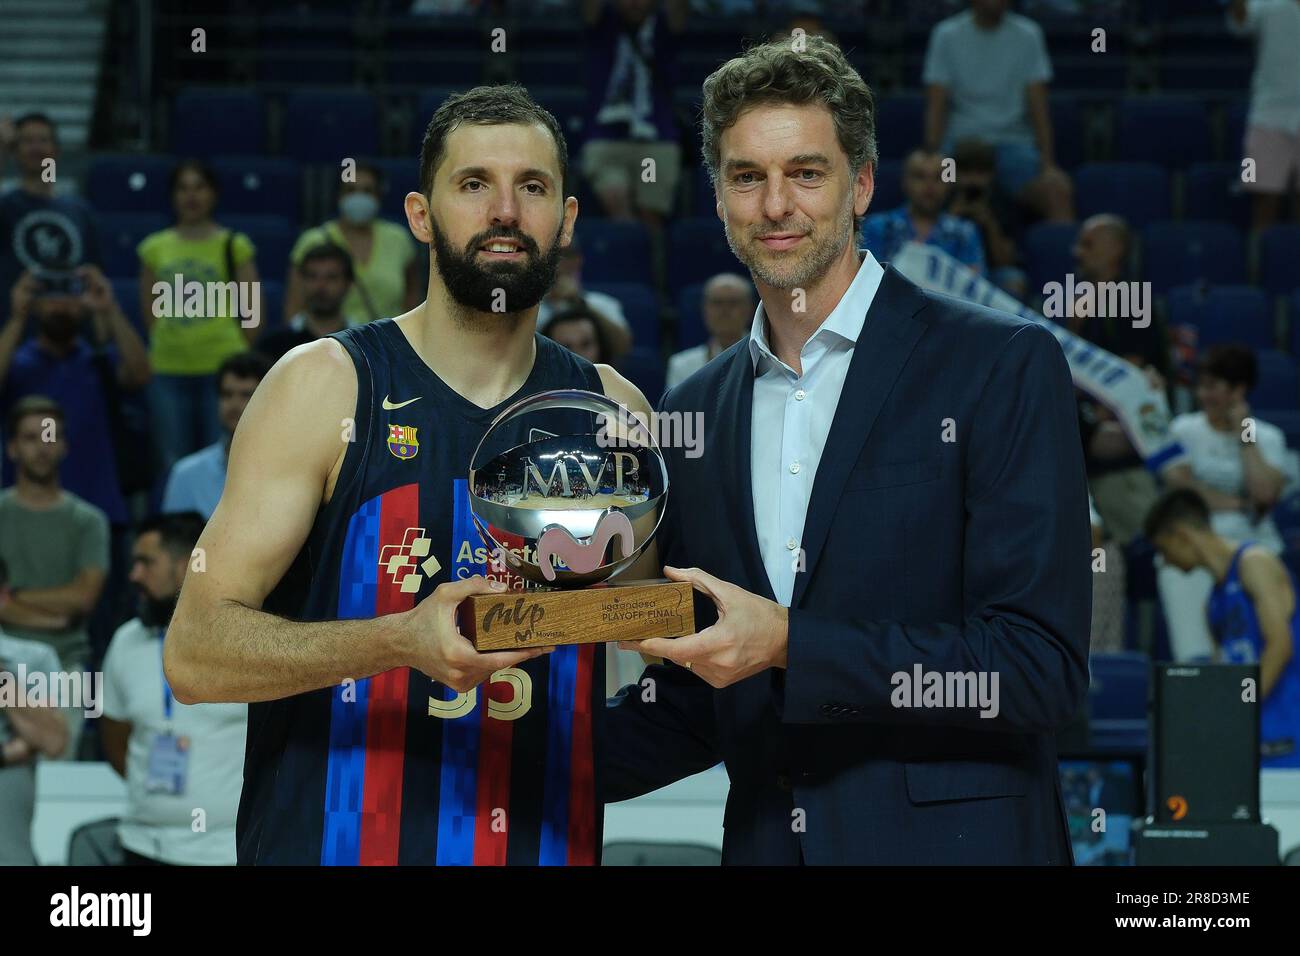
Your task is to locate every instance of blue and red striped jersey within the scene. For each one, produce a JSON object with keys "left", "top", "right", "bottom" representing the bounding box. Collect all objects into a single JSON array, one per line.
[{"left": 236, "top": 320, "right": 607, "bottom": 864}]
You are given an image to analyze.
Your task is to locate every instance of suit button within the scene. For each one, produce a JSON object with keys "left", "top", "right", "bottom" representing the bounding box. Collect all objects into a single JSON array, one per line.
[
  {"left": 820, "top": 703, "right": 837, "bottom": 717},
  {"left": 776, "top": 773, "right": 792, "bottom": 791}
]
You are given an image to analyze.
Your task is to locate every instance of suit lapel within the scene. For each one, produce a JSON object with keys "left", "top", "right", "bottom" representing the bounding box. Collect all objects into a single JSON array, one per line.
[
  {"left": 790, "top": 267, "right": 930, "bottom": 608},
  {"left": 715, "top": 343, "right": 776, "bottom": 603}
]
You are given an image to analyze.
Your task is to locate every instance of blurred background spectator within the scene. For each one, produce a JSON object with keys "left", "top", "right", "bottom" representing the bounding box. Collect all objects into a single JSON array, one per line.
[
  {"left": 101, "top": 512, "right": 246, "bottom": 865},
  {"left": 257, "top": 244, "right": 355, "bottom": 362},
  {"left": 666, "top": 272, "right": 752, "bottom": 388},
  {"left": 285, "top": 161, "right": 419, "bottom": 324},
  {"left": 536, "top": 232, "right": 633, "bottom": 360},
  {"left": 923, "top": 0, "right": 1074, "bottom": 222},
  {"left": 1, "top": 0, "right": 1298, "bottom": 865},
  {"left": 0, "top": 397, "right": 108, "bottom": 757},
  {"left": 161, "top": 352, "right": 270, "bottom": 520},
  {"left": 1226, "top": 0, "right": 1300, "bottom": 233},
  {"left": 1160, "top": 345, "right": 1296, "bottom": 660},
  {"left": 540, "top": 303, "right": 615, "bottom": 363},
  {"left": 0, "top": 555, "right": 69, "bottom": 865},
  {"left": 860, "top": 148, "right": 986, "bottom": 272},
  {"left": 138, "top": 160, "right": 260, "bottom": 474}
]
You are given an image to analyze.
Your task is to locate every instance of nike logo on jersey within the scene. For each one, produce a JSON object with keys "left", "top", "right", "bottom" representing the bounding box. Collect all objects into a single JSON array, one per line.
[{"left": 382, "top": 395, "right": 422, "bottom": 410}]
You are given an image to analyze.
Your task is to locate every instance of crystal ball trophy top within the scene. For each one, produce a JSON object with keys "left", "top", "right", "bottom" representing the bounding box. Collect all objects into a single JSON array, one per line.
[{"left": 459, "top": 389, "right": 694, "bottom": 651}]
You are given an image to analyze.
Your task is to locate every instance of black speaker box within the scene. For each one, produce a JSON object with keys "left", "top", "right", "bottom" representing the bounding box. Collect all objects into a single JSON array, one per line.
[{"left": 1151, "top": 663, "right": 1259, "bottom": 824}]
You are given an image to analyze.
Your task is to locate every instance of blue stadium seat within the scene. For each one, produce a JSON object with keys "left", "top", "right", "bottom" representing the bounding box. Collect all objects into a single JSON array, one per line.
[
  {"left": 585, "top": 281, "right": 660, "bottom": 350},
  {"left": 1116, "top": 97, "right": 1212, "bottom": 168},
  {"left": 1075, "top": 163, "right": 1170, "bottom": 228},
  {"left": 532, "top": 86, "right": 588, "bottom": 148},
  {"left": 1292, "top": 292, "right": 1300, "bottom": 356},
  {"left": 615, "top": 348, "right": 666, "bottom": 409},
  {"left": 677, "top": 282, "right": 707, "bottom": 351},
  {"left": 666, "top": 218, "right": 740, "bottom": 295},
  {"left": 358, "top": 156, "right": 419, "bottom": 225},
  {"left": 172, "top": 88, "right": 267, "bottom": 156},
  {"left": 211, "top": 156, "right": 301, "bottom": 222},
  {"left": 573, "top": 221, "right": 653, "bottom": 285},
  {"left": 88, "top": 154, "right": 176, "bottom": 214},
  {"left": 1165, "top": 284, "right": 1272, "bottom": 350},
  {"left": 1259, "top": 410, "right": 1300, "bottom": 451},
  {"left": 100, "top": 212, "right": 169, "bottom": 279},
  {"left": 412, "top": 87, "right": 464, "bottom": 152},
  {"left": 1023, "top": 221, "right": 1079, "bottom": 292},
  {"left": 874, "top": 93, "right": 925, "bottom": 159},
  {"left": 869, "top": 158, "right": 903, "bottom": 216},
  {"left": 257, "top": 279, "right": 285, "bottom": 334},
  {"left": 1225, "top": 98, "right": 1249, "bottom": 162},
  {"left": 1184, "top": 162, "right": 1251, "bottom": 231},
  {"left": 691, "top": 164, "right": 717, "bottom": 219},
  {"left": 1142, "top": 221, "right": 1245, "bottom": 293},
  {"left": 1088, "top": 652, "right": 1148, "bottom": 721},
  {"left": 110, "top": 277, "right": 146, "bottom": 337},
  {"left": 1261, "top": 225, "right": 1300, "bottom": 296},
  {"left": 1269, "top": 487, "right": 1300, "bottom": 553},
  {"left": 222, "top": 214, "right": 298, "bottom": 284},
  {"left": 1251, "top": 350, "right": 1299, "bottom": 409},
  {"left": 282, "top": 89, "right": 379, "bottom": 164},
  {"left": 1050, "top": 94, "right": 1085, "bottom": 170}
]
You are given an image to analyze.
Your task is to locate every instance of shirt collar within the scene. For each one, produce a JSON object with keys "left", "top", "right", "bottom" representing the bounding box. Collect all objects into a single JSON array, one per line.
[{"left": 748, "top": 249, "right": 885, "bottom": 372}]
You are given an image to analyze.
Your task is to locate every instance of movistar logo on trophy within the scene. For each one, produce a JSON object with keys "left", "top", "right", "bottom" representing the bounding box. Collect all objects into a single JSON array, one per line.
[{"left": 468, "top": 389, "right": 667, "bottom": 587}]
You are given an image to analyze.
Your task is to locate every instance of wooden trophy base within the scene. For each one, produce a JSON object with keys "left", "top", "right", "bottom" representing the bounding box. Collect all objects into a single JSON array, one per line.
[{"left": 460, "top": 578, "right": 695, "bottom": 651}]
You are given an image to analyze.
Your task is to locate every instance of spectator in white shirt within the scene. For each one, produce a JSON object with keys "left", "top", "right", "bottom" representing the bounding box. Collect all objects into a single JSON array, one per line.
[
  {"left": 922, "top": 0, "right": 1074, "bottom": 222},
  {"left": 1157, "top": 345, "right": 1296, "bottom": 661},
  {"left": 100, "top": 512, "right": 246, "bottom": 865},
  {"left": 666, "top": 273, "right": 754, "bottom": 389},
  {"left": 1227, "top": 0, "right": 1300, "bottom": 232}
]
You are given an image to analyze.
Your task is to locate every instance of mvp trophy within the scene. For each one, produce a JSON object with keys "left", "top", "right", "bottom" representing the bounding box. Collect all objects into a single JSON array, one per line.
[{"left": 460, "top": 389, "right": 694, "bottom": 651}]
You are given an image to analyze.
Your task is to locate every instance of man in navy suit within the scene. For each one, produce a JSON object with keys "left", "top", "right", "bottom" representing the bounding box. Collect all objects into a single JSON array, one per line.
[{"left": 602, "top": 35, "right": 1092, "bottom": 864}]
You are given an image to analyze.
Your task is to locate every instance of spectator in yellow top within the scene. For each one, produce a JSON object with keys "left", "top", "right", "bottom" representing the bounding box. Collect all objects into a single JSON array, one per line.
[
  {"left": 137, "top": 159, "right": 261, "bottom": 473},
  {"left": 284, "top": 162, "right": 420, "bottom": 324}
]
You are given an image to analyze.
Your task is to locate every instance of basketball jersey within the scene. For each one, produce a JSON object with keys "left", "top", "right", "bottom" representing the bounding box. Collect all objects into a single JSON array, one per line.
[
  {"left": 236, "top": 319, "right": 609, "bottom": 864},
  {"left": 1207, "top": 543, "right": 1300, "bottom": 768}
]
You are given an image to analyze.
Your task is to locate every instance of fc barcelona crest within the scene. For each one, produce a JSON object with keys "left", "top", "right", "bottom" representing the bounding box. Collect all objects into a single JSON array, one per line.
[{"left": 388, "top": 423, "right": 419, "bottom": 460}]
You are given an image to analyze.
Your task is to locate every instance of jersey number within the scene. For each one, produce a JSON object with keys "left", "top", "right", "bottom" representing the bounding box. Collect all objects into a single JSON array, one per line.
[{"left": 427, "top": 667, "right": 533, "bottom": 721}]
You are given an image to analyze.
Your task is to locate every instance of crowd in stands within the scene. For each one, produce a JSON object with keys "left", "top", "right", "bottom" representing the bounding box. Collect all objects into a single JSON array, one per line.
[{"left": 2, "top": 0, "right": 1300, "bottom": 864}]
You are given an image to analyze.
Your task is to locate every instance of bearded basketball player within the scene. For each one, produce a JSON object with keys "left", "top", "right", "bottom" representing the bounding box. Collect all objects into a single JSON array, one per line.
[{"left": 165, "top": 84, "right": 655, "bottom": 865}]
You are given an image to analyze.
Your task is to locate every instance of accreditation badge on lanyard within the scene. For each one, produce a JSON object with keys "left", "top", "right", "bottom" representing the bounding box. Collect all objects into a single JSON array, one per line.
[{"left": 145, "top": 630, "right": 190, "bottom": 796}]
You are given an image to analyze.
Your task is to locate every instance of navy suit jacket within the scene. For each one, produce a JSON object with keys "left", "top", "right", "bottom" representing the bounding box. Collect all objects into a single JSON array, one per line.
[{"left": 602, "top": 266, "right": 1092, "bottom": 864}]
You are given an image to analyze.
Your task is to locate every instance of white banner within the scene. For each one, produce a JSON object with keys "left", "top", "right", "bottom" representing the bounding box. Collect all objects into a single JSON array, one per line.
[{"left": 891, "top": 242, "right": 1184, "bottom": 472}]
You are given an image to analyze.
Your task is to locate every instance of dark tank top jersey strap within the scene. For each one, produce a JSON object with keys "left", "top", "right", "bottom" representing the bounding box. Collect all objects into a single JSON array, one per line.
[{"left": 238, "top": 319, "right": 609, "bottom": 865}]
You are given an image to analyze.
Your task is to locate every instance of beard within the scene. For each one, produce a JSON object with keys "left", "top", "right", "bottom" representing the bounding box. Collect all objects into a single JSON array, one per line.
[
  {"left": 429, "top": 214, "right": 563, "bottom": 316},
  {"left": 723, "top": 195, "right": 855, "bottom": 291},
  {"left": 137, "top": 591, "right": 178, "bottom": 628}
]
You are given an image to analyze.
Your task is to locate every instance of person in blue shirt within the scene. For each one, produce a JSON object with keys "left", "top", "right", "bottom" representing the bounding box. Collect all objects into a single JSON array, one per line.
[
  {"left": 1146, "top": 488, "right": 1300, "bottom": 768},
  {"left": 161, "top": 351, "right": 270, "bottom": 519},
  {"left": 1, "top": 265, "right": 150, "bottom": 526},
  {"left": 859, "top": 149, "right": 986, "bottom": 272},
  {"left": 0, "top": 113, "right": 103, "bottom": 302}
]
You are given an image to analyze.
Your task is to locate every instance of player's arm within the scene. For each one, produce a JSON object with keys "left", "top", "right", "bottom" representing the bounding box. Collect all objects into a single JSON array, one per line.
[
  {"left": 597, "top": 364, "right": 659, "bottom": 581},
  {"left": 166, "top": 339, "right": 544, "bottom": 705},
  {"left": 1239, "top": 547, "right": 1295, "bottom": 699}
]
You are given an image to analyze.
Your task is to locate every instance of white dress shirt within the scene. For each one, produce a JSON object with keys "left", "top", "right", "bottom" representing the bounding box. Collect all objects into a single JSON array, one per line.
[{"left": 749, "top": 250, "right": 886, "bottom": 605}]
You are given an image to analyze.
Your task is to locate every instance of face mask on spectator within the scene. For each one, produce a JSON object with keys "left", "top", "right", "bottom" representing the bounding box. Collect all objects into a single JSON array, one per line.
[{"left": 339, "top": 192, "right": 379, "bottom": 225}]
